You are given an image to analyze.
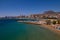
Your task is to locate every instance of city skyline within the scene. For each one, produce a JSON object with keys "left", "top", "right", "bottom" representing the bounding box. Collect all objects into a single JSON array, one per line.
[{"left": 0, "top": 0, "right": 60, "bottom": 17}]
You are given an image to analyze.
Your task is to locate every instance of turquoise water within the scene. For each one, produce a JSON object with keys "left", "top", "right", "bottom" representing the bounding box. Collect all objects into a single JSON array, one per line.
[{"left": 0, "top": 20, "right": 60, "bottom": 40}]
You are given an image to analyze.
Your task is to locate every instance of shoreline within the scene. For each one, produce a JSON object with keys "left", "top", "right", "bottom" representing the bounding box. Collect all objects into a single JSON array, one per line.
[
  {"left": 40, "top": 24, "right": 60, "bottom": 35},
  {"left": 25, "top": 22, "right": 60, "bottom": 35}
]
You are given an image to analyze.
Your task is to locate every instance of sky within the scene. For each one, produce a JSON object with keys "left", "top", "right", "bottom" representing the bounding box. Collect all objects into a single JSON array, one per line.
[{"left": 0, "top": 0, "right": 60, "bottom": 17}]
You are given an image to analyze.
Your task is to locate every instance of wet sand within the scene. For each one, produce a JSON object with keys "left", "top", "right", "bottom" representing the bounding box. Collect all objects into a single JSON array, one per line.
[
  {"left": 25, "top": 22, "right": 60, "bottom": 35},
  {"left": 41, "top": 24, "right": 60, "bottom": 35}
]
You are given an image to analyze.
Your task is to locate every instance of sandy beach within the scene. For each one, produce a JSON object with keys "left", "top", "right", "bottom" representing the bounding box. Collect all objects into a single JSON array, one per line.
[
  {"left": 40, "top": 24, "right": 60, "bottom": 35},
  {"left": 25, "top": 22, "right": 60, "bottom": 35}
]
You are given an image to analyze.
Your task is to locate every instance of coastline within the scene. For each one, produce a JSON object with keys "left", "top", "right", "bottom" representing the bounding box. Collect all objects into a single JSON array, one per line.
[
  {"left": 25, "top": 22, "right": 60, "bottom": 35},
  {"left": 40, "top": 24, "right": 60, "bottom": 35}
]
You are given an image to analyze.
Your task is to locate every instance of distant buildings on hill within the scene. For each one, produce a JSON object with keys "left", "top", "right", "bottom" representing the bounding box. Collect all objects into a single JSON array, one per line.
[
  {"left": 0, "top": 10, "right": 60, "bottom": 19},
  {"left": 28, "top": 11, "right": 60, "bottom": 19}
]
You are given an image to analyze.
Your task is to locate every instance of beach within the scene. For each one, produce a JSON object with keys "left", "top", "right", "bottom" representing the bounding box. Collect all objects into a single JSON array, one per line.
[
  {"left": 40, "top": 24, "right": 60, "bottom": 35},
  {"left": 25, "top": 22, "right": 60, "bottom": 35}
]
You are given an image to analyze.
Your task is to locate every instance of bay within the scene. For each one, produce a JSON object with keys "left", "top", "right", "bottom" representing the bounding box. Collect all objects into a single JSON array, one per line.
[{"left": 0, "top": 19, "right": 60, "bottom": 40}]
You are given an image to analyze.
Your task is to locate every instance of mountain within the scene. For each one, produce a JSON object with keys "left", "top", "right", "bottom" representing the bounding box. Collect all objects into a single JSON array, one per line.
[{"left": 29, "top": 11, "right": 60, "bottom": 19}]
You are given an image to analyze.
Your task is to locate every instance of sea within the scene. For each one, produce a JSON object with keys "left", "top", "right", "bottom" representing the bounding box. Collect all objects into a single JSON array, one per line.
[{"left": 0, "top": 19, "right": 60, "bottom": 40}]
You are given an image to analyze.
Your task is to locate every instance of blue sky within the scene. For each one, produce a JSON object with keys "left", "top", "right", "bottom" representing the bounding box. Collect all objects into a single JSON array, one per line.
[{"left": 0, "top": 0, "right": 60, "bottom": 17}]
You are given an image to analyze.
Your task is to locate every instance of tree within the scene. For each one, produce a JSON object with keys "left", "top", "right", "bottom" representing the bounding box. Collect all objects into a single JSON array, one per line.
[
  {"left": 57, "top": 20, "right": 60, "bottom": 24},
  {"left": 52, "top": 21, "right": 56, "bottom": 25}
]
